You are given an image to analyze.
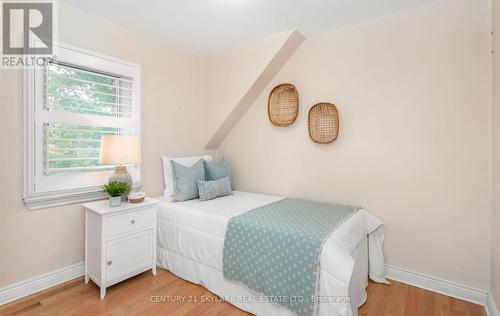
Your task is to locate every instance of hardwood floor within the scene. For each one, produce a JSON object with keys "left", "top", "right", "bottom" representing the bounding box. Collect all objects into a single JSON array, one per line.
[{"left": 0, "top": 269, "right": 486, "bottom": 316}]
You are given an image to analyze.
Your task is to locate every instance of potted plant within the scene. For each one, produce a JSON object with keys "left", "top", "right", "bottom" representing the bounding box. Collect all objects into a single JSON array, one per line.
[{"left": 101, "top": 181, "right": 131, "bottom": 207}]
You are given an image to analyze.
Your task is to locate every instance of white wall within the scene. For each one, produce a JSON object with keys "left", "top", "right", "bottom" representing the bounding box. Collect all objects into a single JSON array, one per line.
[
  {"left": 218, "top": 0, "right": 492, "bottom": 289},
  {"left": 0, "top": 3, "right": 204, "bottom": 288}
]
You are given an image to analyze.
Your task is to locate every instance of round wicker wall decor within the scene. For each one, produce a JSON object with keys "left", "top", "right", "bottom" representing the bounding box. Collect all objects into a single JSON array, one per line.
[
  {"left": 308, "top": 103, "right": 339, "bottom": 144},
  {"left": 268, "top": 83, "right": 299, "bottom": 127}
]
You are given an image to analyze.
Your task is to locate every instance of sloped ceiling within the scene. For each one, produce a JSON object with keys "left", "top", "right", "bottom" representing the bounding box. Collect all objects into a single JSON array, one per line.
[{"left": 203, "top": 31, "right": 305, "bottom": 149}]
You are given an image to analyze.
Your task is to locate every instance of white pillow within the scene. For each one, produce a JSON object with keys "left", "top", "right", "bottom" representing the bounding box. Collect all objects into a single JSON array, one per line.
[{"left": 161, "top": 155, "right": 213, "bottom": 201}]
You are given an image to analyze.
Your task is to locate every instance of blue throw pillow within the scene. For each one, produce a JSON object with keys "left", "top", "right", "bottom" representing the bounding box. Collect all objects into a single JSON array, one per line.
[
  {"left": 171, "top": 159, "right": 205, "bottom": 201},
  {"left": 197, "top": 177, "right": 233, "bottom": 201},
  {"left": 203, "top": 157, "right": 233, "bottom": 189}
]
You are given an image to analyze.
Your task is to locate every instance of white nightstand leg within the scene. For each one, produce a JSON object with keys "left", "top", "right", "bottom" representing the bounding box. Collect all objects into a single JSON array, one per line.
[
  {"left": 84, "top": 274, "right": 89, "bottom": 284},
  {"left": 100, "top": 287, "right": 106, "bottom": 299},
  {"left": 152, "top": 265, "right": 157, "bottom": 276}
]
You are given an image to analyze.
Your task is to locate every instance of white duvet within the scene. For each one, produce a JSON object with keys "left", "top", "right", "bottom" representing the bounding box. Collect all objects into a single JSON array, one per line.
[{"left": 155, "top": 191, "right": 386, "bottom": 316}]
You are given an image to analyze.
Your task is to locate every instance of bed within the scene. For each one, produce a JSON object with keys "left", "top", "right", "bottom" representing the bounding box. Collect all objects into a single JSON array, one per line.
[{"left": 154, "top": 191, "right": 386, "bottom": 316}]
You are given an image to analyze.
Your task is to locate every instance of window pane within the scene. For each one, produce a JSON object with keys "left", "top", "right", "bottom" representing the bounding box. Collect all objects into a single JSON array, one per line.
[
  {"left": 46, "top": 63, "right": 133, "bottom": 118},
  {"left": 45, "top": 123, "right": 119, "bottom": 175}
]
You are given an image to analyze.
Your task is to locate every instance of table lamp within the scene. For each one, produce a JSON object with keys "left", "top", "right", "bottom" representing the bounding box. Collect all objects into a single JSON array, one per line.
[{"left": 99, "top": 135, "right": 142, "bottom": 189}]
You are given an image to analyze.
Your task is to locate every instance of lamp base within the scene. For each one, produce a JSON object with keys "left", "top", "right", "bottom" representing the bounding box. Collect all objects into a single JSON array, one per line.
[{"left": 109, "top": 165, "right": 133, "bottom": 201}]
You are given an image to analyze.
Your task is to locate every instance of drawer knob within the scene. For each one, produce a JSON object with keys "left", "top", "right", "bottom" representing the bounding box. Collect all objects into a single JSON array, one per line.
[
  {"left": 130, "top": 219, "right": 136, "bottom": 224},
  {"left": 107, "top": 260, "right": 112, "bottom": 265}
]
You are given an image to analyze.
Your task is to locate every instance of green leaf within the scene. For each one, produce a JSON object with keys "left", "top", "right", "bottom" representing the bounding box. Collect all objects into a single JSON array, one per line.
[{"left": 101, "top": 181, "right": 131, "bottom": 197}]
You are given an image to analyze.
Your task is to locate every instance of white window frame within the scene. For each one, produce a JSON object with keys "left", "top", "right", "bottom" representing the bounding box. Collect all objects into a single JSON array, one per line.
[{"left": 23, "top": 42, "right": 142, "bottom": 210}]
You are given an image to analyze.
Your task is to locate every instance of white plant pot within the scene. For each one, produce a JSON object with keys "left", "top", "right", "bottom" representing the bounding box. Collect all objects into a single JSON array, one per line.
[{"left": 109, "top": 196, "right": 122, "bottom": 207}]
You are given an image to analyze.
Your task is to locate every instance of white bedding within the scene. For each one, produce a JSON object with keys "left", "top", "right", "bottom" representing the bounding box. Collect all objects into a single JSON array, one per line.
[{"left": 155, "top": 191, "right": 386, "bottom": 316}]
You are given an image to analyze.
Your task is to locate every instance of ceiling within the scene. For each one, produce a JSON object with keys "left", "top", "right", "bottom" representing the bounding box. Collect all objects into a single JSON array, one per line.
[{"left": 60, "top": 0, "right": 430, "bottom": 54}]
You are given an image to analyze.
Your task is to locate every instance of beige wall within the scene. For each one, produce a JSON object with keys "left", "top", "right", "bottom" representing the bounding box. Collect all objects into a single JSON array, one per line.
[
  {"left": 218, "top": 0, "right": 492, "bottom": 289},
  {"left": 0, "top": 3, "right": 204, "bottom": 287},
  {"left": 204, "top": 31, "right": 288, "bottom": 142},
  {"left": 492, "top": 0, "right": 500, "bottom": 305},
  {"left": 0, "top": 0, "right": 495, "bottom": 294},
  {"left": 203, "top": 31, "right": 303, "bottom": 148}
]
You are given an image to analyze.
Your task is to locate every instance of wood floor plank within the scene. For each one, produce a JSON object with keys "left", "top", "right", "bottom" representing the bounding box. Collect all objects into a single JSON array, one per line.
[
  {"left": 199, "top": 302, "right": 228, "bottom": 316},
  {"left": 0, "top": 278, "right": 82, "bottom": 315},
  {"left": 358, "top": 281, "right": 383, "bottom": 316},
  {"left": 369, "top": 280, "right": 390, "bottom": 316},
  {"left": 404, "top": 284, "right": 418, "bottom": 316},
  {"left": 381, "top": 280, "right": 408, "bottom": 316},
  {"left": 416, "top": 285, "right": 435, "bottom": 316},
  {"left": 434, "top": 293, "right": 452, "bottom": 316},
  {"left": 0, "top": 269, "right": 486, "bottom": 316}
]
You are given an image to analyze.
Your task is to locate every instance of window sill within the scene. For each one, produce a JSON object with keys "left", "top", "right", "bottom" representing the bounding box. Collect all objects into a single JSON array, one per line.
[
  {"left": 24, "top": 184, "right": 142, "bottom": 210},
  {"left": 24, "top": 190, "right": 108, "bottom": 210}
]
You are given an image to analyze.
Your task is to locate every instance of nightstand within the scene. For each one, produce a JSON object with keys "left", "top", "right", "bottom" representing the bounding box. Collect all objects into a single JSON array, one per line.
[{"left": 83, "top": 198, "right": 158, "bottom": 299}]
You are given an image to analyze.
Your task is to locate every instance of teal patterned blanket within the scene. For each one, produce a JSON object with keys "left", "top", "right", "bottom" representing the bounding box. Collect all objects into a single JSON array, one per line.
[{"left": 223, "top": 198, "right": 359, "bottom": 316}]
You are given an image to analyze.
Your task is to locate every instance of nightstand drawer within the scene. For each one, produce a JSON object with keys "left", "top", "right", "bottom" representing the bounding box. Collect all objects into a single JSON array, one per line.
[
  {"left": 106, "top": 207, "right": 156, "bottom": 237},
  {"left": 106, "top": 230, "right": 153, "bottom": 283}
]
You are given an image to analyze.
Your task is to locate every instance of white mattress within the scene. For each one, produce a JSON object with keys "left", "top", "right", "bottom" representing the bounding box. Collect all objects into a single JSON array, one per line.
[{"left": 155, "top": 191, "right": 386, "bottom": 316}]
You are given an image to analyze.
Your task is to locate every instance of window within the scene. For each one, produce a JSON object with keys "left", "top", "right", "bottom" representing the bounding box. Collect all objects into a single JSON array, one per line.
[{"left": 24, "top": 43, "right": 141, "bottom": 209}]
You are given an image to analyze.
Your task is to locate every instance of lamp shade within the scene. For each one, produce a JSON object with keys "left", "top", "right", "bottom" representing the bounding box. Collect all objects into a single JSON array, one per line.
[{"left": 100, "top": 135, "right": 142, "bottom": 165}]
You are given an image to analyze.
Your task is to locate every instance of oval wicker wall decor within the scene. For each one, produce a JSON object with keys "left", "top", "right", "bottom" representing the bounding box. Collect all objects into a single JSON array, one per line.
[
  {"left": 308, "top": 103, "right": 339, "bottom": 144},
  {"left": 268, "top": 83, "right": 299, "bottom": 127}
]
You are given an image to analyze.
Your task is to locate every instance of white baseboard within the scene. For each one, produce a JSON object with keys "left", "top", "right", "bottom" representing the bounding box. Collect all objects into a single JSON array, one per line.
[
  {"left": 385, "top": 264, "right": 499, "bottom": 315},
  {"left": 0, "top": 260, "right": 498, "bottom": 315},
  {"left": 487, "top": 291, "right": 500, "bottom": 316},
  {"left": 385, "top": 264, "right": 488, "bottom": 305},
  {"left": 0, "top": 262, "right": 84, "bottom": 306}
]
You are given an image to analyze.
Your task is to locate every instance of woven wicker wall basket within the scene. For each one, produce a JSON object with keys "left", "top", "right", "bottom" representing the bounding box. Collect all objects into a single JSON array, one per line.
[
  {"left": 308, "top": 103, "right": 339, "bottom": 144},
  {"left": 268, "top": 83, "right": 299, "bottom": 127}
]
